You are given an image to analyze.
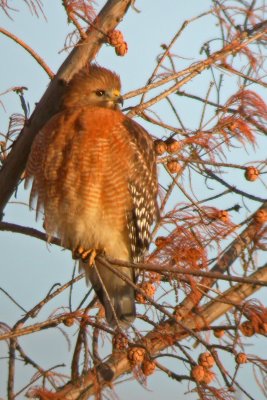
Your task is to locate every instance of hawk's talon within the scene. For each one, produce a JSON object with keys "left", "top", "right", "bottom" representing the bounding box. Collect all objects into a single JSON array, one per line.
[
  {"left": 88, "top": 249, "right": 97, "bottom": 266},
  {"left": 72, "top": 246, "right": 97, "bottom": 266}
]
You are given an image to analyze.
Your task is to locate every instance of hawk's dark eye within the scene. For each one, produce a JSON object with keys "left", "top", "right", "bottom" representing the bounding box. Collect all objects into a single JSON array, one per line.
[{"left": 95, "top": 90, "right": 105, "bottom": 97}]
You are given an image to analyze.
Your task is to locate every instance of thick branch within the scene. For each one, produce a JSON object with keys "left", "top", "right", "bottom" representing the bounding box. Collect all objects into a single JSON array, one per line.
[
  {"left": 49, "top": 265, "right": 267, "bottom": 399},
  {"left": 0, "top": 0, "right": 132, "bottom": 218}
]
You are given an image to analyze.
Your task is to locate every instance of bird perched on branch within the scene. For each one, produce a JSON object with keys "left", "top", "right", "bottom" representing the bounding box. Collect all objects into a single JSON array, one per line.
[{"left": 25, "top": 64, "right": 158, "bottom": 328}]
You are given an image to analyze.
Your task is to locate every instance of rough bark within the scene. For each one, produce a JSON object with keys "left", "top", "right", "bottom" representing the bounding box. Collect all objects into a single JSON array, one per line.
[
  {"left": 49, "top": 265, "right": 267, "bottom": 399},
  {"left": 0, "top": 0, "right": 132, "bottom": 218}
]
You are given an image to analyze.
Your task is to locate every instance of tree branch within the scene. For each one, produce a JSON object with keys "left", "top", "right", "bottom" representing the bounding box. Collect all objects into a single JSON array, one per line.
[
  {"left": 0, "top": 28, "right": 54, "bottom": 78},
  {"left": 0, "top": 0, "right": 132, "bottom": 218},
  {"left": 45, "top": 265, "right": 267, "bottom": 400},
  {"left": 1, "top": 221, "right": 266, "bottom": 288}
]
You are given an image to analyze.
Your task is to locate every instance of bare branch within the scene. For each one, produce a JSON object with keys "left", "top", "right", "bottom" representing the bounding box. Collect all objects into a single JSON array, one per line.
[
  {"left": 0, "top": 0, "right": 132, "bottom": 218},
  {"left": 50, "top": 266, "right": 267, "bottom": 399}
]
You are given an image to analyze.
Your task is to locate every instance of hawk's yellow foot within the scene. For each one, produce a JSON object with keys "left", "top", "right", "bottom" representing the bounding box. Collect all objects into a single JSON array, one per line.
[{"left": 72, "top": 246, "right": 97, "bottom": 265}]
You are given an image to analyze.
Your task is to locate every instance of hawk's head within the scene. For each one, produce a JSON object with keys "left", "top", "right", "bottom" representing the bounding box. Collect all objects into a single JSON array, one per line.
[{"left": 62, "top": 64, "right": 123, "bottom": 110}]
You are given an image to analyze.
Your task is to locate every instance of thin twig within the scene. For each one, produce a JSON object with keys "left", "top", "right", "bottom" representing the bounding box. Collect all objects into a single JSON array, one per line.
[{"left": 0, "top": 28, "right": 54, "bottom": 78}]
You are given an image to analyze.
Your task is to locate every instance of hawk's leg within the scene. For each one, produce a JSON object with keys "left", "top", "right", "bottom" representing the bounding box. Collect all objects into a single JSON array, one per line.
[{"left": 72, "top": 246, "right": 98, "bottom": 266}]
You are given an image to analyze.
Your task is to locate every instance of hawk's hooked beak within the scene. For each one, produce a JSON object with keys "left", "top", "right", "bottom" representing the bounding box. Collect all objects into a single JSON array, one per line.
[
  {"left": 112, "top": 89, "right": 124, "bottom": 107},
  {"left": 117, "top": 96, "right": 124, "bottom": 106}
]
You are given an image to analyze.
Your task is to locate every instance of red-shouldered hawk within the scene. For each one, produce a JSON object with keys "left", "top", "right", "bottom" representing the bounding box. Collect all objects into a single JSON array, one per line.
[{"left": 25, "top": 65, "right": 158, "bottom": 328}]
